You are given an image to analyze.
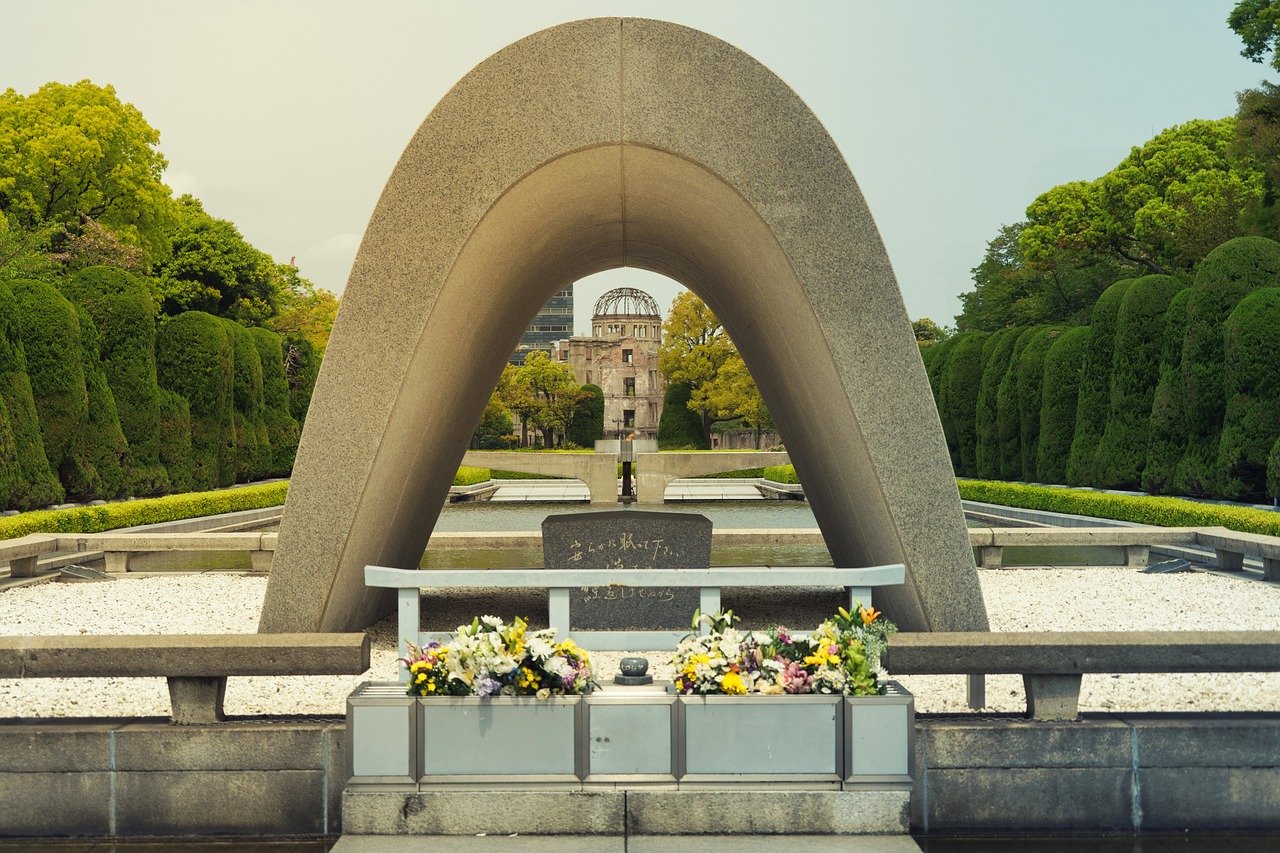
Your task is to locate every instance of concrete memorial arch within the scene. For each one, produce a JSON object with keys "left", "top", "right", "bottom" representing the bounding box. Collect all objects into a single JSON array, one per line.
[{"left": 259, "top": 18, "right": 989, "bottom": 635}]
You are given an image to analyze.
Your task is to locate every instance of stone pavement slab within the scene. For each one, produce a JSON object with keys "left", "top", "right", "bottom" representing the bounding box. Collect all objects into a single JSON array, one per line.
[{"left": 331, "top": 835, "right": 921, "bottom": 852}]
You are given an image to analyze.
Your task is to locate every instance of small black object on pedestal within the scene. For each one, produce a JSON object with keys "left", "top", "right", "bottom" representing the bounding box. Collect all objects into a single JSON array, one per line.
[{"left": 614, "top": 656, "right": 653, "bottom": 686}]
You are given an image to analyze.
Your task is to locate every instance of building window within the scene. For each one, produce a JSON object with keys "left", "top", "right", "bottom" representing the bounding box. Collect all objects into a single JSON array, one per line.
[
  {"left": 649, "top": 370, "right": 657, "bottom": 386},
  {"left": 622, "top": 349, "right": 632, "bottom": 364},
  {"left": 624, "top": 377, "right": 635, "bottom": 397},
  {"left": 560, "top": 349, "right": 568, "bottom": 360},
  {"left": 586, "top": 370, "right": 592, "bottom": 383},
  {"left": 624, "top": 409, "right": 635, "bottom": 427}
]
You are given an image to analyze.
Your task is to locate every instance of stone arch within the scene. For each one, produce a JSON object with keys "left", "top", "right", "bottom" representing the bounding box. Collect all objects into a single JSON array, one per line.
[{"left": 260, "top": 18, "right": 988, "bottom": 634}]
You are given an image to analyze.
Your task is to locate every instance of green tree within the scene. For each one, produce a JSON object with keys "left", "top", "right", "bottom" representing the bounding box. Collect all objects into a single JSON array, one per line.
[
  {"left": 1174, "top": 236, "right": 1280, "bottom": 495},
  {"left": 283, "top": 334, "right": 320, "bottom": 426},
  {"left": 566, "top": 384, "right": 604, "bottom": 448},
  {"left": 156, "top": 388, "right": 194, "bottom": 493},
  {"left": 1217, "top": 288, "right": 1280, "bottom": 500},
  {"left": 1229, "top": 1, "right": 1280, "bottom": 70},
  {"left": 156, "top": 311, "right": 235, "bottom": 489},
  {"left": 60, "top": 265, "right": 169, "bottom": 495},
  {"left": 249, "top": 327, "right": 299, "bottom": 476},
  {"left": 1036, "top": 326, "right": 1090, "bottom": 483},
  {"left": 225, "top": 319, "right": 271, "bottom": 481},
  {"left": 1022, "top": 120, "right": 1263, "bottom": 275},
  {"left": 506, "top": 350, "right": 584, "bottom": 447},
  {"left": 938, "top": 332, "right": 988, "bottom": 476},
  {"left": 0, "top": 80, "right": 173, "bottom": 260},
  {"left": 1066, "top": 278, "right": 1136, "bottom": 485},
  {"left": 696, "top": 352, "right": 774, "bottom": 448},
  {"left": 156, "top": 195, "right": 282, "bottom": 324},
  {"left": 657, "top": 381, "right": 708, "bottom": 449},
  {"left": 912, "top": 317, "right": 951, "bottom": 345},
  {"left": 1142, "top": 288, "right": 1195, "bottom": 494},
  {"left": 995, "top": 328, "right": 1042, "bottom": 480},
  {"left": 1092, "top": 275, "right": 1185, "bottom": 489},
  {"left": 1016, "top": 327, "right": 1063, "bottom": 482},
  {"left": 1269, "top": 435, "right": 1280, "bottom": 500},
  {"left": 974, "top": 328, "right": 1021, "bottom": 479},
  {"left": 268, "top": 263, "right": 339, "bottom": 352},
  {"left": 659, "top": 291, "right": 735, "bottom": 443},
  {"left": 0, "top": 280, "right": 62, "bottom": 509}
]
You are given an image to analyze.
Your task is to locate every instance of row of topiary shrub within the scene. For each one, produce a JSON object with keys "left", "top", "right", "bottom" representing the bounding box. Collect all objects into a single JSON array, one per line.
[
  {"left": 0, "top": 480, "right": 290, "bottom": 539},
  {"left": 0, "top": 266, "right": 315, "bottom": 512},
  {"left": 924, "top": 236, "right": 1280, "bottom": 503}
]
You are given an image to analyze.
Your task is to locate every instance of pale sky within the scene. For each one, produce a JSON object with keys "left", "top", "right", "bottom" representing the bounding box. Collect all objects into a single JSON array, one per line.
[{"left": 1, "top": 1, "right": 1271, "bottom": 332}]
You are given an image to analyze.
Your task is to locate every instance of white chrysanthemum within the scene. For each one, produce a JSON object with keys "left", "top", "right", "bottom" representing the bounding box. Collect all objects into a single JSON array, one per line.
[
  {"left": 481, "top": 615, "right": 503, "bottom": 628},
  {"left": 543, "top": 656, "right": 569, "bottom": 677},
  {"left": 528, "top": 637, "right": 555, "bottom": 660}
]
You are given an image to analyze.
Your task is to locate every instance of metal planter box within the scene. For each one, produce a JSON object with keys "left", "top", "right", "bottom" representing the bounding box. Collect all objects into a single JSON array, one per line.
[
  {"left": 418, "top": 695, "right": 581, "bottom": 785},
  {"left": 845, "top": 681, "right": 914, "bottom": 787},
  {"left": 678, "top": 693, "right": 844, "bottom": 784}
]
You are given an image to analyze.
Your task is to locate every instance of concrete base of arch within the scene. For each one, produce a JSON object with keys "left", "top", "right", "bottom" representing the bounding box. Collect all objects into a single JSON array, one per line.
[{"left": 259, "top": 17, "right": 988, "bottom": 636}]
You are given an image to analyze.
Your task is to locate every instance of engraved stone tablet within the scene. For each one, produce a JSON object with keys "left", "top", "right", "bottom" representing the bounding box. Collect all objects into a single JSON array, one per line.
[{"left": 542, "top": 510, "right": 712, "bottom": 630}]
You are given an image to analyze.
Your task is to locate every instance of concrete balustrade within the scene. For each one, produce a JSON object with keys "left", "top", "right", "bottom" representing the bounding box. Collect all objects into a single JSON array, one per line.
[
  {"left": 461, "top": 451, "right": 619, "bottom": 505},
  {"left": 635, "top": 451, "right": 790, "bottom": 504}
]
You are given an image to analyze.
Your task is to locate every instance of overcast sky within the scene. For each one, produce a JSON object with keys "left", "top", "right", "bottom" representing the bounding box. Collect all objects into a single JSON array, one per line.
[{"left": 2, "top": 1, "right": 1272, "bottom": 332}]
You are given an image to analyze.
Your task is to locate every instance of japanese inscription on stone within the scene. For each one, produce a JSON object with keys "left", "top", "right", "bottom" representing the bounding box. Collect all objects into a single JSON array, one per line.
[{"left": 542, "top": 510, "right": 712, "bottom": 630}]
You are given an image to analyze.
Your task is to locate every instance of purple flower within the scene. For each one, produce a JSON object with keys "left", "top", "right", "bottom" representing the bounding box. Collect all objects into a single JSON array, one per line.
[{"left": 476, "top": 675, "right": 502, "bottom": 697}]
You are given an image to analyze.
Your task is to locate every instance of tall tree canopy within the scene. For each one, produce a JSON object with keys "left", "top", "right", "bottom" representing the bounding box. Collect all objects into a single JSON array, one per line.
[{"left": 0, "top": 80, "right": 172, "bottom": 260}]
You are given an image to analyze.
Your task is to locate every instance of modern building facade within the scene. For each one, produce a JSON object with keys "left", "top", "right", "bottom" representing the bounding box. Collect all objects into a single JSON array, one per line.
[
  {"left": 511, "top": 285, "right": 574, "bottom": 364},
  {"left": 552, "top": 287, "right": 665, "bottom": 440}
]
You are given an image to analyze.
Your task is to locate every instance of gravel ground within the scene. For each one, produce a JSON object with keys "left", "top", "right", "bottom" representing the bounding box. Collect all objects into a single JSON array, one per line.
[{"left": 1, "top": 568, "right": 1278, "bottom": 718}]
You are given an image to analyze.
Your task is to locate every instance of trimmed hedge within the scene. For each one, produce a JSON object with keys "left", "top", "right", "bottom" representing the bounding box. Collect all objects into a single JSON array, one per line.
[
  {"left": 453, "top": 466, "right": 491, "bottom": 487},
  {"left": 567, "top": 383, "right": 604, "bottom": 448},
  {"left": 0, "top": 281, "right": 62, "bottom": 510},
  {"left": 250, "top": 327, "right": 300, "bottom": 477},
  {"left": 996, "top": 328, "right": 1040, "bottom": 480},
  {"left": 1270, "top": 436, "right": 1280, "bottom": 501},
  {"left": 1175, "top": 237, "right": 1280, "bottom": 496},
  {"left": 1217, "top": 288, "right": 1280, "bottom": 501},
  {"left": 957, "top": 478, "right": 1280, "bottom": 537},
  {"left": 73, "top": 303, "right": 128, "bottom": 501},
  {"left": 0, "top": 480, "right": 288, "bottom": 540},
  {"left": 938, "top": 332, "right": 987, "bottom": 476},
  {"left": 156, "top": 387, "right": 195, "bottom": 493},
  {"left": 1093, "top": 274, "right": 1184, "bottom": 490},
  {"left": 61, "top": 266, "right": 169, "bottom": 496},
  {"left": 975, "top": 328, "right": 1020, "bottom": 480},
  {"left": 1015, "top": 327, "right": 1061, "bottom": 482},
  {"left": 156, "top": 312, "right": 235, "bottom": 490},
  {"left": 658, "top": 381, "right": 708, "bottom": 449},
  {"left": 1035, "top": 326, "right": 1089, "bottom": 484},
  {"left": 1066, "top": 278, "right": 1136, "bottom": 485},
  {"left": 284, "top": 334, "right": 319, "bottom": 426},
  {"left": 1142, "top": 288, "right": 1194, "bottom": 494},
  {"left": 226, "top": 320, "right": 271, "bottom": 482},
  {"left": 762, "top": 463, "right": 798, "bottom": 484}
]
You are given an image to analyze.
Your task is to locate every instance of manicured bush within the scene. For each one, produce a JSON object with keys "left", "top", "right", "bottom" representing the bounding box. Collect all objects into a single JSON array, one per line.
[
  {"left": 762, "top": 463, "right": 798, "bottom": 484},
  {"left": 1269, "top": 436, "right": 1280, "bottom": 501},
  {"left": 1092, "top": 275, "right": 1184, "bottom": 490},
  {"left": 567, "top": 384, "right": 604, "bottom": 448},
  {"left": 73, "top": 303, "right": 128, "bottom": 501},
  {"left": 996, "top": 328, "right": 1042, "bottom": 480},
  {"left": 61, "top": 266, "right": 169, "bottom": 496},
  {"left": 1217, "top": 288, "right": 1280, "bottom": 501},
  {"left": 250, "top": 327, "right": 299, "bottom": 477},
  {"left": 283, "top": 334, "right": 320, "bottom": 426},
  {"left": 1035, "top": 327, "right": 1089, "bottom": 484},
  {"left": 156, "top": 387, "right": 195, "bottom": 493},
  {"left": 1142, "top": 288, "right": 1194, "bottom": 495},
  {"left": 224, "top": 320, "right": 271, "bottom": 482},
  {"left": 156, "top": 312, "right": 235, "bottom": 490},
  {"left": 938, "top": 332, "right": 987, "bottom": 476},
  {"left": 658, "top": 381, "right": 709, "bottom": 449},
  {"left": 0, "top": 282, "right": 62, "bottom": 510},
  {"left": 453, "top": 466, "right": 491, "bottom": 487},
  {"left": 957, "top": 478, "right": 1280, "bottom": 537},
  {"left": 974, "top": 328, "right": 1020, "bottom": 480},
  {"left": 1174, "top": 237, "right": 1280, "bottom": 496},
  {"left": 1066, "top": 278, "right": 1136, "bottom": 485},
  {"left": 1015, "top": 327, "right": 1062, "bottom": 482},
  {"left": 0, "top": 480, "right": 288, "bottom": 541},
  {"left": 923, "top": 337, "right": 957, "bottom": 401}
]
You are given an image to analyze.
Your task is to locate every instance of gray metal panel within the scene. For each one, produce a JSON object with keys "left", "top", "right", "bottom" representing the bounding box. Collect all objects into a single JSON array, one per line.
[
  {"left": 846, "top": 704, "right": 908, "bottom": 776},
  {"left": 586, "top": 703, "right": 673, "bottom": 776},
  {"left": 345, "top": 681, "right": 417, "bottom": 786},
  {"left": 680, "top": 695, "right": 839, "bottom": 777},
  {"left": 419, "top": 697, "right": 578, "bottom": 779}
]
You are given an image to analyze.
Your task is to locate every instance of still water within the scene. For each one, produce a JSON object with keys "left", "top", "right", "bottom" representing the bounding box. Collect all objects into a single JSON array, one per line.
[{"left": 118, "top": 500, "right": 1123, "bottom": 573}]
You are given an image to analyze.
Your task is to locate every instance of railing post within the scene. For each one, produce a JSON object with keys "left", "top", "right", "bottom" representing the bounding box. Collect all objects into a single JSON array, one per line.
[
  {"left": 398, "top": 587, "right": 419, "bottom": 683},
  {"left": 167, "top": 676, "right": 227, "bottom": 724},
  {"left": 1124, "top": 545, "right": 1150, "bottom": 568},
  {"left": 1216, "top": 549, "right": 1245, "bottom": 572},
  {"left": 249, "top": 551, "right": 272, "bottom": 573},
  {"left": 978, "top": 546, "right": 1003, "bottom": 568},
  {"left": 966, "top": 674, "right": 985, "bottom": 710},
  {"left": 103, "top": 552, "right": 129, "bottom": 573},
  {"left": 9, "top": 555, "right": 39, "bottom": 578},
  {"left": 1023, "top": 674, "right": 1082, "bottom": 721},
  {"left": 1265, "top": 558, "right": 1280, "bottom": 583}
]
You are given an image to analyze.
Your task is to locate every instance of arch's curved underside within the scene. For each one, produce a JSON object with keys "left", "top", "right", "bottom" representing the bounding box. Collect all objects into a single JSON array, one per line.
[{"left": 259, "top": 18, "right": 989, "bottom": 634}]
